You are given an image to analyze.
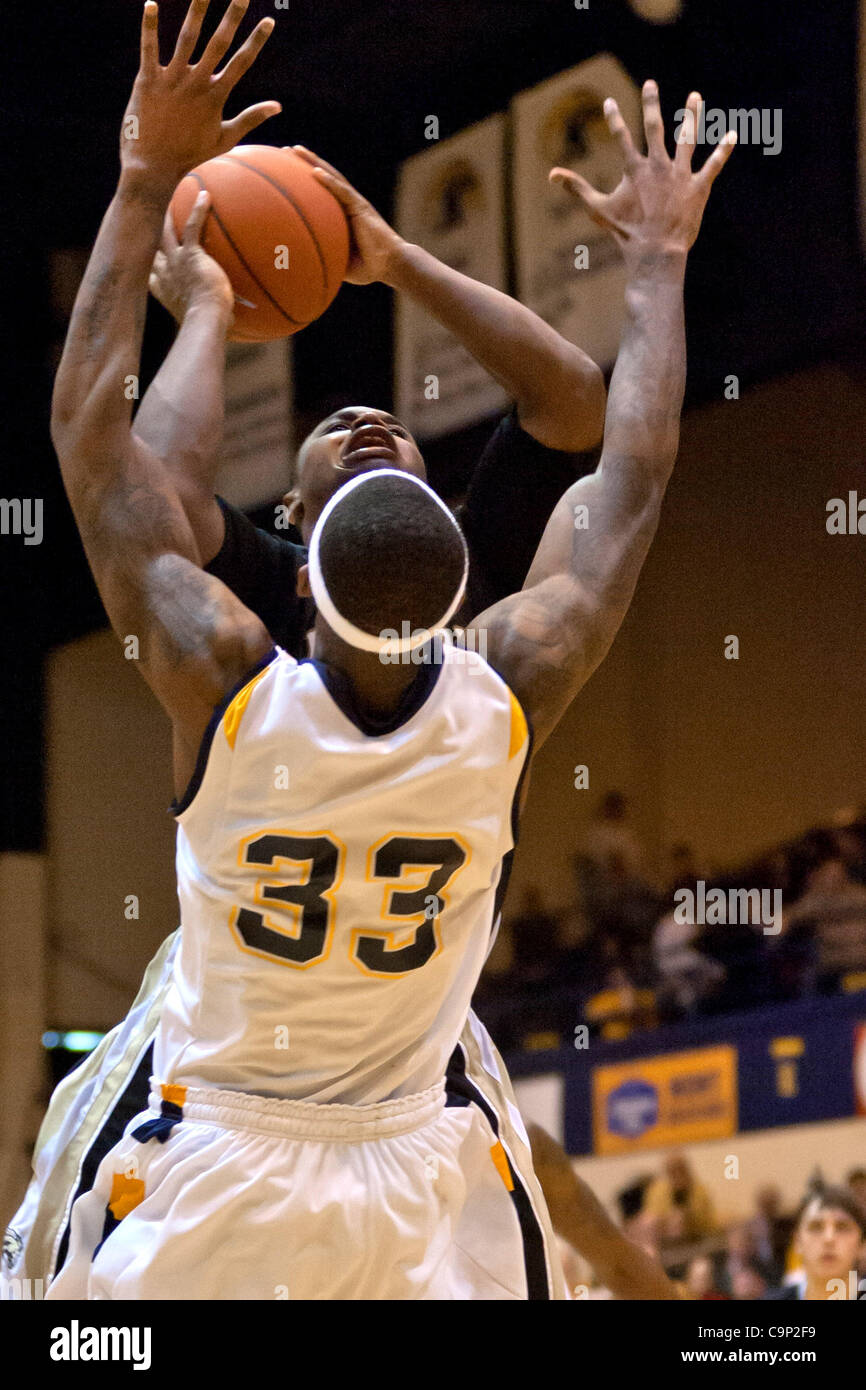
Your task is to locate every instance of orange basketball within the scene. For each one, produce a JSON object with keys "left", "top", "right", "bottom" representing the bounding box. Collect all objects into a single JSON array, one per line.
[{"left": 170, "top": 145, "right": 350, "bottom": 342}]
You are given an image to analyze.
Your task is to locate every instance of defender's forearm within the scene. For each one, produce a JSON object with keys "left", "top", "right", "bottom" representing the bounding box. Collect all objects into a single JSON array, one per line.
[
  {"left": 385, "top": 242, "right": 605, "bottom": 450},
  {"left": 50, "top": 168, "right": 175, "bottom": 470},
  {"left": 133, "top": 298, "right": 231, "bottom": 488},
  {"left": 601, "top": 249, "right": 687, "bottom": 484}
]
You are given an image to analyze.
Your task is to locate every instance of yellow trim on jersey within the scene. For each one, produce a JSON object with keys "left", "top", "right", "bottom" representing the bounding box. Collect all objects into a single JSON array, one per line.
[
  {"left": 160, "top": 1083, "right": 187, "bottom": 1107},
  {"left": 489, "top": 1140, "right": 514, "bottom": 1191},
  {"left": 223, "top": 665, "right": 272, "bottom": 751},
  {"left": 507, "top": 692, "right": 528, "bottom": 760}
]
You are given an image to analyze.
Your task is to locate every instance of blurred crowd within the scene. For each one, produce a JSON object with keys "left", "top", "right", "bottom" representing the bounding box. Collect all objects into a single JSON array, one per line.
[
  {"left": 478, "top": 793, "right": 866, "bottom": 1051},
  {"left": 563, "top": 1152, "right": 866, "bottom": 1300}
]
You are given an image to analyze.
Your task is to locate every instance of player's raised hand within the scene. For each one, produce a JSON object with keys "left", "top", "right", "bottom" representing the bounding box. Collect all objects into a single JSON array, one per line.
[
  {"left": 121, "top": 0, "right": 280, "bottom": 190},
  {"left": 550, "top": 83, "right": 736, "bottom": 264},
  {"left": 290, "top": 145, "right": 405, "bottom": 284},
  {"left": 149, "top": 189, "right": 234, "bottom": 324}
]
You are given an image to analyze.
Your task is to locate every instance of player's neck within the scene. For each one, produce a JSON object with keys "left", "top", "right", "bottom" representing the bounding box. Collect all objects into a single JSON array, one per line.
[{"left": 313, "top": 632, "right": 421, "bottom": 716}]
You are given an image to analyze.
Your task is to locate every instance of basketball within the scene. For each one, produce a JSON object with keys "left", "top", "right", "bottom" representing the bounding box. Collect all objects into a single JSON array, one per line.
[{"left": 169, "top": 145, "right": 350, "bottom": 341}]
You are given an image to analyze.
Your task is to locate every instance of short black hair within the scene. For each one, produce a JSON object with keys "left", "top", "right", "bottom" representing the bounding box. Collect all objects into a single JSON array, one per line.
[
  {"left": 795, "top": 1182, "right": 866, "bottom": 1238},
  {"left": 317, "top": 474, "right": 467, "bottom": 639}
]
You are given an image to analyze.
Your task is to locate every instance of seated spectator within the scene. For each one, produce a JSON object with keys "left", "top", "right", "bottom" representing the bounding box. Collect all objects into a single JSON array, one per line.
[
  {"left": 765, "top": 1183, "right": 866, "bottom": 1300},
  {"left": 576, "top": 794, "right": 660, "bottom": 979},
  {"left": 502, "top": 886, "right": 564, "bottom": 990},
  {"left": 745, "top": 1184, "right": 797, "bottom": 1287},
  {"left": 833, "top": 808, "right": 866, "bottom": 887},
  {"left": 781, "top": 828, "right": 866, "bottom": 992},
  {"left": 722, "top": 1221, "right": 779, "bottom": 1295},
  {"left": 642, "top": 1152, "right": 717, "bottom": 1243},
  {"left": 583, "top": 959, "right": 657, "bottom": 1040},
  {"left": 685, "top": 1254, "right": 728, "bottom": 1300},
  {"left": 689, "top": 868, "right": 780, "bottom": 1013},
  {"left": 846, "top": 1167, "right": 866, "bottom": 1218},
  {"left": 652, "top": 887, "right": 725, "bottom": 1019},
  {"left": 729, "top": 1258, "right": 769, "bottom": 1301}
]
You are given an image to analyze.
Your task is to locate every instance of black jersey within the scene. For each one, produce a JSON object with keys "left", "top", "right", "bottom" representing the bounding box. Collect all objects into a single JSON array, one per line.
[{"left": 205, "top": 406, "right": 597, "bottom": 654}]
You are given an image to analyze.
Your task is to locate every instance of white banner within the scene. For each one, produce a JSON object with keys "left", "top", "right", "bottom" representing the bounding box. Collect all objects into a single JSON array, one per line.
[
  {"left": 216, "top": 339, "right": 293, "bottom": 509},
  {"left": 512, "top": 54, "right": 642, "bottom": 371},
  {"left": 394, "top": 114, "right": 509, "bottom": 438}
]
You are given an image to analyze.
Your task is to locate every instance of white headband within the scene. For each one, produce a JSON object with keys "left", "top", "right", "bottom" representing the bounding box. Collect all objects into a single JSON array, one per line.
[{"left": 307, "top": 468, "right": 469, "bottom": 654}]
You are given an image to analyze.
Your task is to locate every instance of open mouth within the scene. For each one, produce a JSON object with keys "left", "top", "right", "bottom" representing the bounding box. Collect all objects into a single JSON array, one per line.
[{"left": 339, "top": 426, "right": 398, "bottom": 469}]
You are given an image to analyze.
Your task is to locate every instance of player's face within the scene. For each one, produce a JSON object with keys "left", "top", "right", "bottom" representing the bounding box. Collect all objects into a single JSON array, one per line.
[
  {"left": 285, "top": 407, "right": 426, "bottom": 542},
  {"left": 795, "top": 1201, "right": 864, "bottom": 1286}
]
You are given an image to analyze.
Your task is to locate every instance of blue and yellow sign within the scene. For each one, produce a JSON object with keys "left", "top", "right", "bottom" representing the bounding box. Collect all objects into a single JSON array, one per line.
[{"left": 592, "top": 1044, "right": 738, "bottom": 1155}]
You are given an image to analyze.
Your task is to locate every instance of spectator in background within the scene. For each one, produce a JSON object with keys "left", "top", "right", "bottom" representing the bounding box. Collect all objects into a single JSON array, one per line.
[
  {"left": 642, "top": 1152, "right": 717, "bottom": 1243},
  {"left": 576, "top": 792, "right": 660, "bottom": 981},
  {"left": 478, "top": 887, "right": 571, "bottom": 1051},
  {"left": 685, "top": 1254, "right": 727, "bottom": 1300},
  {"left": 833, "top": 808, "right": 866, "bottom": 888},
  {"left": 781, "top": 828, "right": 866, "bottom": 993},
  {"left": 766, "top": 1184, "right": 866, "bottom": 1300},
  {"left": 503, "top": 886, "right": 564, "bottom": 989},
  {"left": 722, "top": 1221, "right": 778, "bottom": 1295},
  {"left": 745, "top": 1184, "right": 797, "bottom": 1286},
  {"left": 846, "top": 1167, "right": 866, "bottom": 1217},
  {"left": 729, "top": 1258, "right": 769, "bottom": 1301},
  {"left": 652, "top": 882, "right": 725, "bottom": 1020},
  {"left": 665, "top": 842, "right": 699, "bottom": 895},
  {"left": 694, "top": 869, "right": 778, "bottom": 1014}
]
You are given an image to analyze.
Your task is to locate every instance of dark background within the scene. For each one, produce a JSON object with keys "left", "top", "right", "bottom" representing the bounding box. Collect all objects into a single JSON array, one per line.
[{"left": 2, "top": 0, "right": 865, "bottom": 852}]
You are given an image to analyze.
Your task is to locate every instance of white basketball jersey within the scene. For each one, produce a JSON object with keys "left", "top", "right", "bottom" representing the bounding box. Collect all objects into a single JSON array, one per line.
[{"left": 156, "top": 637, "right": 530, "bottom": 1104}]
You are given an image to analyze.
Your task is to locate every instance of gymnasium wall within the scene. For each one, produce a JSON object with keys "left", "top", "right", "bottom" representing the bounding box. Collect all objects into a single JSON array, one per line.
[
  {"left": 41, "top": 359, "right": 866, "bottom": 1030},
  {"left": 506, "top": 358, "right": 866, "bottom": 915}
]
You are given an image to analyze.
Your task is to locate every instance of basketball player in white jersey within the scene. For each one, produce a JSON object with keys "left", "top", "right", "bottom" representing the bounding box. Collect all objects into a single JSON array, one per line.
[
  {"left": 5, "top": 0, "right": 609, "bottom": 1296},
  {"left": 48, "top": 0, "right": 734, "bottom": 1298}
]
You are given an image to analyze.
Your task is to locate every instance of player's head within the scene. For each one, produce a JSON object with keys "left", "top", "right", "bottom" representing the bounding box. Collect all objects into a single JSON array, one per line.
[
  {"left": 793, "top": 1184, "right": 866, "bottom": 1292},
  {"left": 298, "top": 469, "right": 468, "bottom": 661},
  {"left": 283, "top": 407, "right": 426, "bottom": 542}
]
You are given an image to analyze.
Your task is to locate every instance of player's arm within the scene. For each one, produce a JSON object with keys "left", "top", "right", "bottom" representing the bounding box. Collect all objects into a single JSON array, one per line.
[
  {"left": 50, "top": 1, "right": 280, "bottom": 789},
  {"left": 470, "top": 85, "right": 736, "bottom": 749},
  {"left": 292, "top": 146, "right": 605, "bottom": 452},
  {"left": 130, "top": 210, "right": 236, "bottom": 564},
  {"left": 527, "top": 1125, "right": 680, "bottom": 1300}
]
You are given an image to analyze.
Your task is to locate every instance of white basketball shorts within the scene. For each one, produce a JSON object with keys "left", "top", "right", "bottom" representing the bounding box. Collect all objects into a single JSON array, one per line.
[{"left": 46, "top": 1071, "right": 558, "bottom": 1301}]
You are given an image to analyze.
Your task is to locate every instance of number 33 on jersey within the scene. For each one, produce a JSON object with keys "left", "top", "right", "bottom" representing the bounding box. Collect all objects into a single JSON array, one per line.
[{"left": 161, "top": 637, "right": 530, "bottom": 1105}]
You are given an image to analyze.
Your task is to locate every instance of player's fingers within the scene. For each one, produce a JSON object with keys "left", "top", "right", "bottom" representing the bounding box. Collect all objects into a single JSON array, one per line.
[
  {"left": 291, "top": 145, "right": 343, "bottom": 181},
  {"left": 221, "top": 100, "right": 282, "bottom": 145},
  {"left": 182, "top": 189, "right": 211, "bottom": 244},
  {"left": 151, "top": 248, "right": 168, "bottom": 279},
  {"left": 139, "top": 1, "right": 160, "bottom": 78},
  {"left": 199, "top": 0, "right": 249, "bottom": 77},
  {"left": 642, "top": 79, "right": 667, "bottom": 161},
  {"left": 549, "top": 166, "right": 607, "bottom": 218},
  {"left": 675, "top": 92, "right": 702, "bottom": 170},
  {"left": 308, "top": 165, "right": 364, "bottom": 211},
  {"left": 161, "top": 207, "right": 180, "bottom": 255},
  {"left": 603, "top": 97, "right": 638, "bottom": 169},
  {"left": 170, "top": 0, "right": 209, "bottom": 69},
  {"left": 213, "top": 16, "right": 275, "bottom": 90},
  {"left": 697, "top": 128, "right": 737, "bottom": 188}
]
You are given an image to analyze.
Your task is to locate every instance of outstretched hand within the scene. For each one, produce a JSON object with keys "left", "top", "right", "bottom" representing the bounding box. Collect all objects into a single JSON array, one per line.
[
  {"left": 121, "top": 0, "right": 280, "bottom": 190},
  {"left": 550, "top": 82, "right": 736, "bottom": 265},
  {"left": 290, "top": 145, "right": 405, "bottom": 285}
]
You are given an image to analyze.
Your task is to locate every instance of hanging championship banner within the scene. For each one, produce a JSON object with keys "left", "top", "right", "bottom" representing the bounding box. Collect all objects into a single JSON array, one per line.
[
  {"left": 216, "top": 339, "right": 293, "bottom": 509},
  {"left": 394, "top": 114, "right": 509, "bottom": 438},
  {"left": 512, "top": 54, "right": 642, "bottom": 370}
]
